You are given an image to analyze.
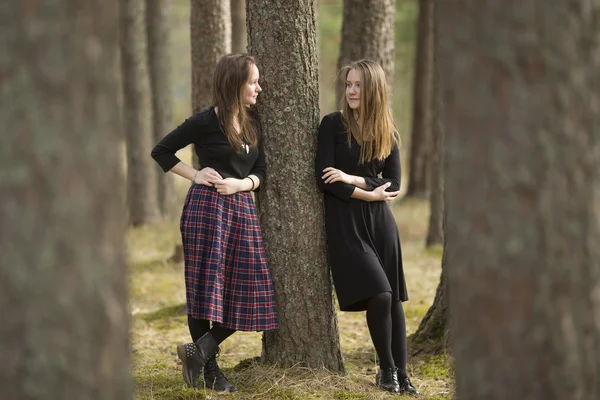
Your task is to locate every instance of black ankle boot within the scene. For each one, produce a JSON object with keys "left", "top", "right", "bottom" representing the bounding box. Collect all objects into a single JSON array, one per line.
[
  {"left": 203, "top": 351, "right": 237, "bottom": 392},
  {"left": 176, "top": 333, "right": 219, "bottom": 388},
  {"left": 397, "top": 369, "right": 419, "bottom": 396},
  {"left": 375, "top": 367, "right": 400, "bottom": 393}
]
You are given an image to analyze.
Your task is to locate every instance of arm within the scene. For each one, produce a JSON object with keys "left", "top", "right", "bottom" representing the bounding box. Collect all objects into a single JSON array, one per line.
[
  {"left": 315, "top": 115, "right": 356, "bottom": 201},
  {"left": 248, "top": 133, "right": 265, "bottom": 191},
  {"left": 363, "top": 141, "right": 401, "bottom": 192},
  {"left": 151, "top": 115, "right": 198, "bottom": 173}
]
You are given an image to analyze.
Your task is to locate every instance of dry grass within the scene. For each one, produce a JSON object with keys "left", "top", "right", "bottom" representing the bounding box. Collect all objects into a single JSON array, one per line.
[{"left": 129, "top": 196, "right": 453, "bottom": 399}]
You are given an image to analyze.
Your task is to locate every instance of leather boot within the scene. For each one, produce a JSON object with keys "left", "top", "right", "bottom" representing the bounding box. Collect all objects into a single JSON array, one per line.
[
  {"left": 203, "top": 350, "right": 238, "bottom": 392},
  {"left": 176, "top": 333, "right": 219, "bottom": 388},
  {"left": 397, "top": 369, "right": 419, "bottom": 396},
  {"left": 375, "top": 367, "right": 400, "bottom": 393}
]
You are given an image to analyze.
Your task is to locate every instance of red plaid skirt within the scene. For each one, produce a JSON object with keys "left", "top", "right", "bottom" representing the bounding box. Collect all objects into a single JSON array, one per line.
[{"left": 180, "top": 184, "right": 278, "bottom": 331}]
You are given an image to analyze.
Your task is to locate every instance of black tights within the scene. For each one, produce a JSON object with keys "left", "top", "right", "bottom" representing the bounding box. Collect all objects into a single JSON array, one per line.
[
  {"left": 366, "top": 292, "right": 408, "bottom": 372},
  {"left": 187, "top": 316, "right": 236, "bottom": 345}
]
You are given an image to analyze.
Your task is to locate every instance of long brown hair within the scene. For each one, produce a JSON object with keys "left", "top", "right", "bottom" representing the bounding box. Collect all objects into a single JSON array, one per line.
[
  {"left": 212, "top": 54, "right": 258, "bottom": 152},
  {"left": 339, "top": 59, "right": 399, "bottom": 164}
]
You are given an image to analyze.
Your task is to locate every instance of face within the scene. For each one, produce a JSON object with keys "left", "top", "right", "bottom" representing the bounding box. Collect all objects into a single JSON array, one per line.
[
  {"left": 241, "top": 64, "right": 261, "bottom": 105},
  {"left": 345, "top": 68, "right": 361, "bottom": 110}
]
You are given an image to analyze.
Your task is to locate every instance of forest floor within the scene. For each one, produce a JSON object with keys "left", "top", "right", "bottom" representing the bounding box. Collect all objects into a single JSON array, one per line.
[{"left": 129, "top": 177, "right": 454, "bottom": 400}]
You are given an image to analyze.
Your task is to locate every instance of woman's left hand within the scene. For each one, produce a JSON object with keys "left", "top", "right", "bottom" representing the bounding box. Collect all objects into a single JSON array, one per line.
[
  {"left": 322, "top": 167, "right": 353, "bottom": 185},
  {"left": 214, "top": 178, "right": 243, "bottom": 195}
]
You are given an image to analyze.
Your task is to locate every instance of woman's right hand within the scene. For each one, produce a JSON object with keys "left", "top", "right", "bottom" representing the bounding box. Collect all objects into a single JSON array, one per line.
[
  {"left": 194, "top": 167, "right": 223, "bottom": 186},
  {"left": 371, "top": 182, "right": 400, "bottom": 202}
]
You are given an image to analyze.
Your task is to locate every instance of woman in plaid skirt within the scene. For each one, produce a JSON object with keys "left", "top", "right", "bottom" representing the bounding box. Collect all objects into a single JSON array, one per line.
[{"left": 151, "top": 54, "right": 278, "bottom": 392}]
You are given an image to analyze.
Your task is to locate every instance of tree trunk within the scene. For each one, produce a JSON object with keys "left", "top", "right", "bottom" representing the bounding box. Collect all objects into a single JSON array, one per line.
[
  {"left": 336, "top": 0, "right": 395, "bottom": 107},
  {"left": 146, "top": 0, "right": 176, "bottom": 219},
  {"left": 0, "top": 2, "right": 130, "bottom": 398},
  {"left": 440, "top": 2, "right": 600, "bottom": 399},
  {"left": 414, "top": 5, "right": 447, "bottom": 350},
  {"left": 406, "top": 0, "right": 434, "bottom": 198},
  {"left": 425, "top": 1, "right": 443, "bottom": 248},
  {"left": 190, "top": 0, "right": 231, "bottom": 168},
  {"left": 410, "top": 249, "right": 448, "bottom": 355},
  {"left": 120, "top": 0, "right": 159, "bottom": 225},
  {"left": 231, "top": 0, "right": 247, "bottom": 53},
  {"left": 247, "top": 0, "right": 345, "bottom": 372}
]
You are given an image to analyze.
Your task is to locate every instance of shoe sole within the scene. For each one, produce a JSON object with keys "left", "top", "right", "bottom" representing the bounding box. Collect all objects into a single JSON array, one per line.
[{"left": 177, "top": 344, "right": 197, "bottom": 388}]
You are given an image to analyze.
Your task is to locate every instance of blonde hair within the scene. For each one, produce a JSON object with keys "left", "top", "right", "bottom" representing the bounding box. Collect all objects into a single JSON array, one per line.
[
  {"left": 339, "top": 59, "right": 399, "bottom": 164},
  {"left": 212, "top": 54, "right": 258, "bottom": 152}
]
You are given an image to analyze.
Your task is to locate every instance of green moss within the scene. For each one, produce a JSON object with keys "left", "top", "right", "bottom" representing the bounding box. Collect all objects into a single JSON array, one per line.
[
  {"left": 413, "top": 354, "right": 453, "bottom": 381},
  {"left": 140, "top": 304, "right": 187, "bottom": 323}
]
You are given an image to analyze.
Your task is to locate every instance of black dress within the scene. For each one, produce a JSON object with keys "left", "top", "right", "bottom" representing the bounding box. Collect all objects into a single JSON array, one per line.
[{"left": 315, "top": 112, "right": 409, "bottom": 311}]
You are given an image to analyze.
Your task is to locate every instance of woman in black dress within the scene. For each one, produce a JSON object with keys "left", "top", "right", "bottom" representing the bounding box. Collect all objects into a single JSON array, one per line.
[
  {"left": 316, "top": 59, "right": 418, "bottom": 395},
  {"left": 151, "top": 54, "right": 278, "bottom": 392}
]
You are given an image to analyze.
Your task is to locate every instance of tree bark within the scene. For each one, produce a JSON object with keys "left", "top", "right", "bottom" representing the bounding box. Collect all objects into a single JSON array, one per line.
[
  {"left": 414, "top": 5, "right": 447, "bottom": 349},
  {"left": 411, "top": 249, "right": 448, "bottom": 354},
  {"left": 440, "top": 1, "right": 600, "bottom": 399},
  {"left": 190, "top": 0, "right": 231, "bottom": 168},
  {"left": 247, "top": 0, "right": 345, "bottom": 372},
  {"left": 0, "top": 2, "right": 130, "bottom": 398},
  {"left": 406, "top": 0, "right": 434, "bottom": 198},
  {"left": 146, "top": 0, "right": 176, "bottom": 219},
  {"left": 231, "top": 0, "right": 247, "bottom": 53},
  {"left": 425, "top": 1, "right": 443, "bottom": 248},
  {"left": 120, "top": 0, "right": 159, "bottom": 225},
  {"left": 336, "top": 0, "right": 395, "bottom": 107}
]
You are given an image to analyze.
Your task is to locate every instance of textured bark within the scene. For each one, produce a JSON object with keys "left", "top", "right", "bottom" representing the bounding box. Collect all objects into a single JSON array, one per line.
[
  {"left": 336, "top": 0, "right": 396, "bottom": 106},
  {"left": 231, "top": 0, "right": 247, "bottom": 53},
  {"left": 247, "top": 0, "right": 345, "bottom": 372},
  {"left": 415, "top": 9, "right": 447, "bottom": 349},
  {"left": 440, "top": 2, "right": 600, "bottom": 399},
  {"left": 411, "top": 250, "right": 448, "bottom": 354},
  {"left": 406, "top": 0, "right": 434, "bottom": 198},
  {"left": 0, "top": 2, "right": 130, "bottom": 399},
  {"left": 425, "top": 5, "right": 443, "bottom": 248},
  {"left": 120, "top": 0, "right": 159, "bottom": 225},
  {"left": 190, "top": 0, "right": 231, "bottom": 167},
  {"left": 146, "top": 0, "right": 176, "bottom": 219}
]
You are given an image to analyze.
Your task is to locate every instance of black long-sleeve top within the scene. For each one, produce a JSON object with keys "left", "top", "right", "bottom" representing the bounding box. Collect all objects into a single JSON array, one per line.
[
  {"left": 315, "top": 111, "right": 401, "bottom": 201},
  {"left": 151, "top": 106, "right": 265, "bottom": 189}
]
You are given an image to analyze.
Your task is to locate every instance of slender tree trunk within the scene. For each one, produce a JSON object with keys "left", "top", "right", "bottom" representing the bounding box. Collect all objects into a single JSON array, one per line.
[
  {"left": 406, "top": 0, "right": 434, "bottom": 198},
  {"left": 440, "top": 2, "right": 600, "bottom": 399},
  {"left": 190, "top": 0, "right": 231, "bottom": 168},
  {"left": 410, "top": 249, "right": 448, "bottom": 354},
  {"left": 336, "top": 0, "right": 395, "bottom": 107},
  {"left": 120, "top": 0, "right": 159, "bottom": 225},
  {"left": 414, "top": 5, "right": 447, "bottom": 349},
  {"left": 248, "top": 0, "right": 345, "bottom": 372},
  {"left": 146, "top": 0, "right": 176, "bottom": 219},
  {"left": 425, "top": 1, "right": 443, "bottom": 248},
  {"left": 0, "top": 2, "right": 130, "bottom": 398},
  {"left": 231, "top": 0, "right": 247, "bottom": 53}
]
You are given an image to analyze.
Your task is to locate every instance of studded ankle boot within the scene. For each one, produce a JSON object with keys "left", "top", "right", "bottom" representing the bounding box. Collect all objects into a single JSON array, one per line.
[
  {"left": 176, "top": 332, "right": 219, "bottom": 388},
  {"left": 203, "top": 350, "right": 237, "bottom": 392}
]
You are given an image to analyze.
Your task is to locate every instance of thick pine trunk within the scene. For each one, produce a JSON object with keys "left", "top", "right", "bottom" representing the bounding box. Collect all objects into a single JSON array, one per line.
[
  {"left": 336, "top": 0, "right": 395, "bottom": 107},
  {"left": 406, "top": 0, "right": 434, "bottom": 198},
  {"left": 440, "top": 2, "right": 600, "bottom": 399},
  {"left": 0, "top": 2, "right": 130, "bottom": 398},
  {"left": 120, "top": 0, "right": 159, "bottom": 225},
  {"left": 231, "top": 0, "right": 247, "bottom": 53},
  {"left": 247, "top": 0, "right": 345, "bottom": 372},
  {"left": 190, "top": 0, "right": 231, "bottom": 168},
  {"left": 146, "top": 0, "right": 176, "bottom": 219}
]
